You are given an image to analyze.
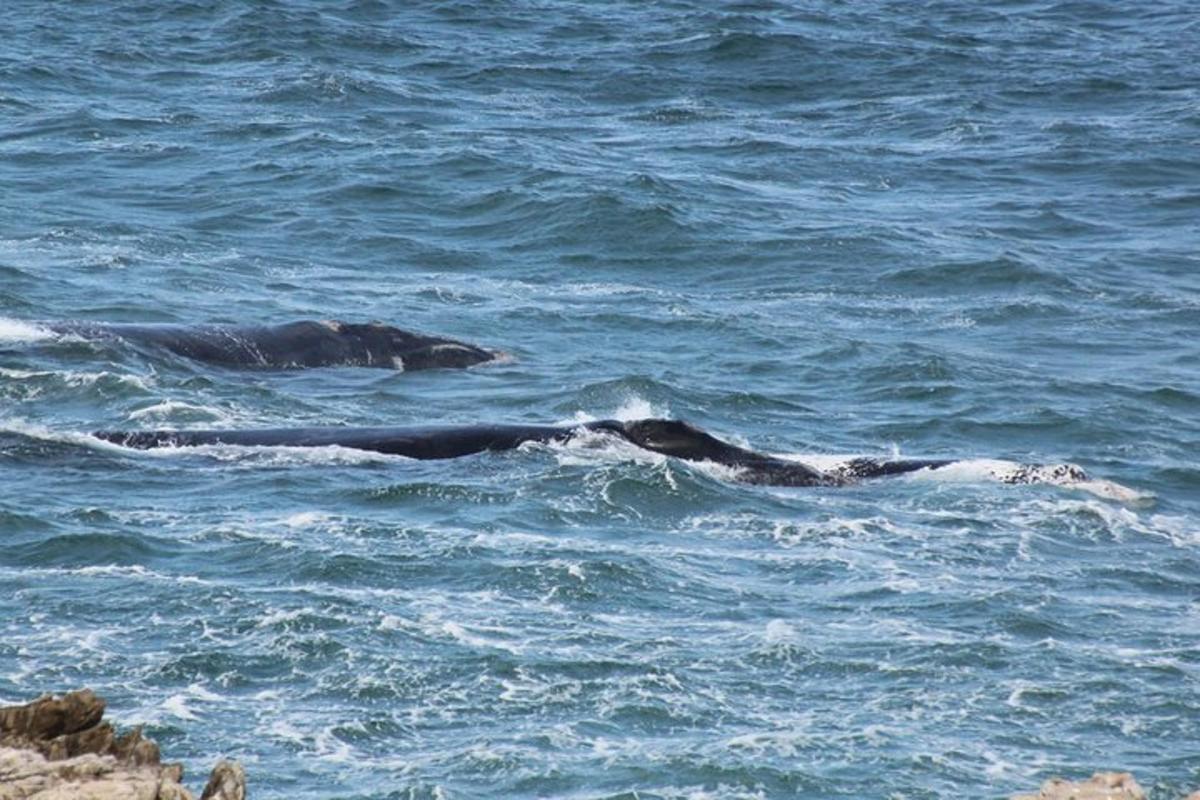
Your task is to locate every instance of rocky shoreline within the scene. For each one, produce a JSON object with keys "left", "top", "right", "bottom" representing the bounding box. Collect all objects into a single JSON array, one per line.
[
  {"left": 1015, "top": 772, "right": 1200, "bottom": 800},
  {"left": 2, "top": 690, "right": 1197, "bottom": 799},
  {"left": 0, "top": 690, "right": 243, "bottom": 800}
]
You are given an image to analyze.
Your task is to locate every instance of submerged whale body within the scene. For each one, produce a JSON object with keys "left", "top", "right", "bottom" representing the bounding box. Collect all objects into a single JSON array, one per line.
[
  {"left": 43, "top": 320, "right": 497, "bottom": 370},
  {"left": 93, "top": 418, "right": 1077, "bottom": 489}
]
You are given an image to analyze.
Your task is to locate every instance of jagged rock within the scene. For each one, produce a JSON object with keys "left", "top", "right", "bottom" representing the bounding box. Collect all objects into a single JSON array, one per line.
[
  {"left": 0, "top": 691, "right": 106, "bottom": 746},
  {"left": 0, "top": 690, "right": 243, "bottom": 800},
  {"left": 199, "top": 760, "right": 245, "bottom": 800},
  {"left": 1012, "top": 772, "right": 1146, "bottom": 800}
]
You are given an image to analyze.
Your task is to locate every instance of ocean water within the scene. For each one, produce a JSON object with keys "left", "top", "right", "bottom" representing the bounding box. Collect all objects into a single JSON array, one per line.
[{"left": 2, "top": 1, "right": 1199, "bottom": 797}]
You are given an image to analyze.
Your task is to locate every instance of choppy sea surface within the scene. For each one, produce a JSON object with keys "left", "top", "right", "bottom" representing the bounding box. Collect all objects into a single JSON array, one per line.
[{"left": 2, "top": 2, "right": 1199, "bottom": 797}]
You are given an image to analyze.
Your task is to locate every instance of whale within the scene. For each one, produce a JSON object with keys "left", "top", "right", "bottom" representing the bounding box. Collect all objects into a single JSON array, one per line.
[
  {"left": 92, "top": 418, "right": 1090, "bottom": 489},
  {"left": 39, "top": 320, "right": 498, "bottom": 370}
]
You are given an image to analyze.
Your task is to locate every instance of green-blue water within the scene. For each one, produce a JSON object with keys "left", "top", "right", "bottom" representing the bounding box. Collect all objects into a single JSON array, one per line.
[{"left": 2, "top": 2, "right": 1198, "bottom": 797}]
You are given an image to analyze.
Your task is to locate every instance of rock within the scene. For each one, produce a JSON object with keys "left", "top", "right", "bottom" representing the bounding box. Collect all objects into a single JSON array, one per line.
[
  {"left": 1011, "top": 772, "right": 1146, "bottom": 800},
  {"left": 0, "top": 690, "right": 106, "bottom": 745},
  {"left": 0, "top": 747, "right": 170, "bottom": 800},
  {"left": 199, "top": 760, "right": 245, "bottom": 800},
  {"left": 0, "top": 690, "right": 244, "bottom": 800}
]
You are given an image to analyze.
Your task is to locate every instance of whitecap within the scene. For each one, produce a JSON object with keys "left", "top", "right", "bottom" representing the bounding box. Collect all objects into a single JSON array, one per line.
[
  {"left": 0, "top": 419, "right": 134, "bottom": 452},
  {"left": 440, "top": 620, "right": 524, "bottom": 655},
  {"left": 0, "top": 368, "right": 153, "bottom": 391},
  {"left": 160, "top": 694, "right": 200, "bottom": 721},
  {"left": 280, "top": 511, "right": 332, "bottom": 529},
  {"left": 0, "top": 318, "right": 53, "bottom": 342},
  {"left": 127, "top": 400, "right": 232, "bottom": 423},
  {"left": 562, "top": 396, "right": 671, "bottom": 425},
  {"left": 104, "top": 440, "right": 413, "bottom": 467}
]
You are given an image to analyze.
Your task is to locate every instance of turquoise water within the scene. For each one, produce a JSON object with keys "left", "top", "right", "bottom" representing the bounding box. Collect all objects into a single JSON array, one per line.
[{"left": 2, "top": 2, "right": 1199, "bottom": 797}]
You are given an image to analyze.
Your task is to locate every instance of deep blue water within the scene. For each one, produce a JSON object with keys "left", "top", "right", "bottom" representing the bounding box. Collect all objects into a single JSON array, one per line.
[{"left": 2, "top": 2, "right": 1199, "bottom": 797}]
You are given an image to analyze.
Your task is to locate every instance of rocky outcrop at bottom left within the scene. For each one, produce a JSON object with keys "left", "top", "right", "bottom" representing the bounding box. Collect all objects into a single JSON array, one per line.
[{"left": 0, "top": 689, "right": 244, "bottom": 800}]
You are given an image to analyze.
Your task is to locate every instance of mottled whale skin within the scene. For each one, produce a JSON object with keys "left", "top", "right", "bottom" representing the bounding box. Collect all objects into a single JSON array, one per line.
[
  {"left": 95, "top": 418, "right": 974, "bottom": 488},
  {"left": 44, "top": 320, "right": 497, "bottom": 370}
]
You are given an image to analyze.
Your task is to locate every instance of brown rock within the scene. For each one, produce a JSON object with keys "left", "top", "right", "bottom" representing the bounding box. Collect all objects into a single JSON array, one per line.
[
  {"left": 0, "top": 747, "right": 164, "bottom": 800},
  {"left": 1011, "top": 771, "right": 1146, "bottom": 800},
  {"left": 199, "top": 760, "right": 246, "bottom": 800},
  {"left": 0, "top": 691, "right": 106, "bottom": 745},
  {"left": 0, "top": 690, "right": 244, "bottom": 800}
]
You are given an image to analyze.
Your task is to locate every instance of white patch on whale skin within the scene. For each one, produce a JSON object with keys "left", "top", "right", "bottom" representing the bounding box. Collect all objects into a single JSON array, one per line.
[
  {"left": 1069, "top": 479, "right": 1153, "bottom": 504},
  {"left": 776, "top": 453, "right": 863, "bottom": 472},
  {"left": 901, "top": 458, "right": 1151, "bottom": 504},
  {"left": 318, "top": 319, "right": 343, "bottom": 332},
  {"left": 429, "top": 342, "right": 498, "bottom": 362},
  {"left": 391, "top": 356, "right": 405, "bottom": 371},
  {"left": 921, "top": 458, "right": 1083, "bottom": 487},
  {"left": 775, "top": 453, "right": 1151, "bottom": 504}
]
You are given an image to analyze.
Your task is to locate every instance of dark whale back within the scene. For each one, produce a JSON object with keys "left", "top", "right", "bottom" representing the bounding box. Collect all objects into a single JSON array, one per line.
[
  {"left": 93, "top": 418, "right": 970, "bottom": 488},
  {"left": 43, "top": 320, "right": 496, "bottom": 370},
  {"left": 98, "top": 423, "right": 572, "bottom": 459},
  {"left": 616, "top": 419, "right": 831, "bottom": 486}
]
